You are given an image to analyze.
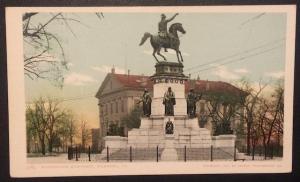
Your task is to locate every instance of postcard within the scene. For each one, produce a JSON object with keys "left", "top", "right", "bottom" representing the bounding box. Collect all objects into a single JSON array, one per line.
[{"left": 6, "top": 5, "right": 296, "bottom": 177}]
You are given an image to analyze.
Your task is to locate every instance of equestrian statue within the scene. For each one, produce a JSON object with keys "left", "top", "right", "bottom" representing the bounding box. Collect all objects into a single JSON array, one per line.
[{"left": 139, "top": 13, "right": 186, "bottom": 63}]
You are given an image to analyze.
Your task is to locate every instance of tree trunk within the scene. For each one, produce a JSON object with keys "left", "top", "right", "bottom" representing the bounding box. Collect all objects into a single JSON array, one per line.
[
  {"left": 252, "top": 144, "right": 256, "bottom": 160},
  {"left": 27, "top": 137, "right": 31, "bottom": 153},
  {"left": 70, "top": 136, "right": 73, "bottom": 147},
  {"left": 263, "top": 143, "right": 267, "bottom": 160},
  {"left": 247, "top": 122, "right": 251, "bottom": 155},
  {"left": 48, "top": 138, "right": 53, "bottom": 153},
  {"left": 41, "top": 140, "right": 46, "bottom": 155},
  {"left": 277, "top": 131, "right": 281, "bottom": 156}
]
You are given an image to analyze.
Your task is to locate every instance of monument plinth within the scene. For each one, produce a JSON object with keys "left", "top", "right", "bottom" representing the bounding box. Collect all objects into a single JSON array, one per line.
[
  {"left": 150, "top": 62, "right": 188, "bottom": 116},
  {"left": 127, "top": 61, "right": 213, "bottom": 152}
]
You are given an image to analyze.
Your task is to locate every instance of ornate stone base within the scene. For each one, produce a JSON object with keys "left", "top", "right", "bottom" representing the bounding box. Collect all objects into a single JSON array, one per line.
[{"left": 127, "top": 116, "right": 213, "bottom": 148}]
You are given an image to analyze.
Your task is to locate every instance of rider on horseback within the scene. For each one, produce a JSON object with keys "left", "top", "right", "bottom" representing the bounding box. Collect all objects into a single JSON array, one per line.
[{"left": 158, "top": 13, "right": 179, "bottom": 52}]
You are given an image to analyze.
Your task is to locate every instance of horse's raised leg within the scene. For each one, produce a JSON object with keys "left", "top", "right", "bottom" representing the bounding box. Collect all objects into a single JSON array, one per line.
[
  {"left": 179, "top": 50, "right": 184, "bottom": 62},
  {"left": 157, "top": 47, "right": 167, "bottom": 61},
  {"left": 152, "top": 49, "right": 159, "bottom": 63},
  {"left": 176, "top": 50, "right": 181, "bottom": 63}
]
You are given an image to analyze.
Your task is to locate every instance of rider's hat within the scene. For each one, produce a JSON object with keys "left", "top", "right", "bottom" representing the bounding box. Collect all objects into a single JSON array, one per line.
[{"left": 161, "top": 14, "right": 166, "bottom": 18}]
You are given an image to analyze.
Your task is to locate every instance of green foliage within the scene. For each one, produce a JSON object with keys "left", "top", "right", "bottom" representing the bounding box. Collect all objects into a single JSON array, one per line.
[
  {"left": 202, "top": 91, "right": 242, "bottom": 135},
  {"left": 107, "top": 123, "right": 124, "bottom": 136},
  {"left": 121, "top": 106, "right": 143, "bottom": 130}
]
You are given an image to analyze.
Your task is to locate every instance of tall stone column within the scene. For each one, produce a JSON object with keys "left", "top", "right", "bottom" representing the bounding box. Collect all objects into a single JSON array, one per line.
[{"left": 150, "top": 62, "right": 188, "bottom": 117}]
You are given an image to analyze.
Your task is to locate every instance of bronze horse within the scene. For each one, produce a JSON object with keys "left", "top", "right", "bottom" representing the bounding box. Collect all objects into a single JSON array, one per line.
[{"left": 139, "top": 23, "right": 186, "bottom": 63}]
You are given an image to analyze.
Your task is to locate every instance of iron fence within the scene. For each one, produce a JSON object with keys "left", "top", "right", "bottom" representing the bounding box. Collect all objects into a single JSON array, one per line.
[{"left": 67, "top": 145, "right": 245, "bottom": 162}]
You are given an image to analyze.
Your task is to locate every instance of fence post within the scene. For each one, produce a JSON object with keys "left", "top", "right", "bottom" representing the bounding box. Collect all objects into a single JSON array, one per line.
[
  {"left": 184, "top": 145, "right": 187, "bottom": 162},
  {"left": 234, "top": 143, "right": 236, "bottom": 161},
  {"left": 75, "top": 146, "right": 78, "bottom": 161},
  {"left": 156, "top": 146, "right": 159, "bottom": 162},
  {"left": 210, "top": 145, "right": 213, "bottom": 161},
  {"left": 78, "top": 146, "right": 81, "bottom": 158},
  {"left": 67, "top": 147, "right": 71, "bottom": 160},
  {"left": 88, "top": 146, "right": 91, "bottom": 161},
  {"left": 252, "top": 147, "right": 255, "bottom": 160},
  {"left": 106, "top": 146, "right": 109, "bottom": 162},
  {"left": 130, "top": 146, "right": 132, "bottom": 162}
]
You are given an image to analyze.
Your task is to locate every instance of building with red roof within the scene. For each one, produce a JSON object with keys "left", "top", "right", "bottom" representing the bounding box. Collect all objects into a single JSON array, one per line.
[{"left": 95, "top": 67, "right": 246, "bottom": 149}]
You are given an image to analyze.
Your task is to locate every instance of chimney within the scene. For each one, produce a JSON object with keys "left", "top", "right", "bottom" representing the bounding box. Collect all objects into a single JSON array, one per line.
[
  {"left": 197, "top": 75, "right": 200, "bottom": 81},
  {"left": 206, "top": 80, "right": 210, "bottom": 91},
  {"left": 127, "top": 69, "right": 130, "bottom": 83},
  {"left": 111, "top": 65, "right": 115, "bottom": 74}
]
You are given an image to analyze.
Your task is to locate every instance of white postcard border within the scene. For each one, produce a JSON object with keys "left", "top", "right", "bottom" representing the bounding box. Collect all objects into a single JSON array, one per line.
[{"left": 6, "top": 5, "right": 296, "bottom": 177}]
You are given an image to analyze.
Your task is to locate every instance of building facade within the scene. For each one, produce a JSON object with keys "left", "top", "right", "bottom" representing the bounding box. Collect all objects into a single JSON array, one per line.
[{"left": 96, "top": 68, "right": 246, "bottom": 150}]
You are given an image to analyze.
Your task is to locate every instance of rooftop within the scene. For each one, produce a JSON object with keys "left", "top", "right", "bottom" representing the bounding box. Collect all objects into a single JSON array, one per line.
[{"left": 96, "top": 73, "right": 246, "bottom": 98}]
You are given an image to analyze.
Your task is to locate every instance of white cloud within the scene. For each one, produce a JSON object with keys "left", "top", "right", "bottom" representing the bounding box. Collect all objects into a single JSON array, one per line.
[
  {"left": 265, "top": 71, "right": 284, "bottom": 79},
  {"left": 64, "top": 72, "right": 96, "bottom": 86},
  {"left": 91, "top": 65, "right": 126, "bottom": 74},
  {"left": 234, "top": 68, "right": 249, "bottom": 74},
  {"left": 213, "top": 66, "right": 240, "bottom": 80}
]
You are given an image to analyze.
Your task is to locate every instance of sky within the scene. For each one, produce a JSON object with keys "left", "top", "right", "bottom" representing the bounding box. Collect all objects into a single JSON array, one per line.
[{"left": 24, "top": 12, "right": 287, "bottom": 128}]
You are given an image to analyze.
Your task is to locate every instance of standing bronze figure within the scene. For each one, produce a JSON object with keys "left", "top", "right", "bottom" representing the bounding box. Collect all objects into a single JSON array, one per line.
[
  {"left": 139, "top": 13, "right": 186, "bottom": 63},
  {"left": 186, "top": 89, "right": 202, "bottom": 118},
  {"left": 138, "top": 89, "right": 152, "bottom": 117},
  {"left": 158, "top": 13, "right": 178, "bottom": 52},
  {"left": 163, "top": 87, "right": 176, "bottom": 116}
]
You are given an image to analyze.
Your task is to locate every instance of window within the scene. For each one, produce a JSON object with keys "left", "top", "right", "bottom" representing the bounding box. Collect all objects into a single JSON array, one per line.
[
  {"left": 105, "top": 104, "right": 108, "bottom": 115},
  {"left": 121, "top": 100, "right": 124, "bottom": 112},
  {"left": 111, "top": 103, "right": 113, "bottom": 114},
  {"left": 115, "top": 101, "right": 118, "bottom": 113},
  {"left": 100, "top": 104, "right": 103, "bottom": 116}
]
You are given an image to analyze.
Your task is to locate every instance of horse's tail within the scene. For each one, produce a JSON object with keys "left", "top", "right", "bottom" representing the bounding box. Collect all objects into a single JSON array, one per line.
[{"left": 139, "top": 32, "right": 151, "bottom": 46}]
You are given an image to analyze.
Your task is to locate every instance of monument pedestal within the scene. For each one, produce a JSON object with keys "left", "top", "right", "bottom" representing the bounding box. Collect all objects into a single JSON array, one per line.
[
  {"left": 161, "top": 136, "right": 178, "bottom": 161},
  {"left": 103, "top": 62, "right": 236, "bottom": 161}
]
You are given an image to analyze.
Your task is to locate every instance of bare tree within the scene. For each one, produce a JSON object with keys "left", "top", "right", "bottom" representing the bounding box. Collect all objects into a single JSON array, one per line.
[
  {"left": 26, "top": 98, "right": 49, "bottom": 155},
  {"left": 235, "top": 78, "right": 267, "bottom": 155},
  {"left": 204, "top": 92, "right": 242, "bottom": 135},
  {"left": 26, "top": 97, "right": 69, "bottom": 154},
  {"left": 250, "top": 114, "right": 262, "bottom": 159},
  {"left": 43, "top": 98, "right": 66, "bottom": 153},
  {"left": 23, "top": 12, "right": 104, "bottom": 87},
  {"left": 80, "top": 120, "right": 91, "bottom": 150},
  {"left": 56, "top": 111, "right": 78, "bottom": 151},
  {"left": 271, "top": 79, "right": 284, "bottom": 154},
  {"left": 258, "top": 80, "right": 284, "bottom": 158}
]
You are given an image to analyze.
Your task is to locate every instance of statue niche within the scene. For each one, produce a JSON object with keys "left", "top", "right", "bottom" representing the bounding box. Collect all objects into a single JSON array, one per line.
[{"left": 165, "top": 119, "right": 174, "bottom": 135}]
